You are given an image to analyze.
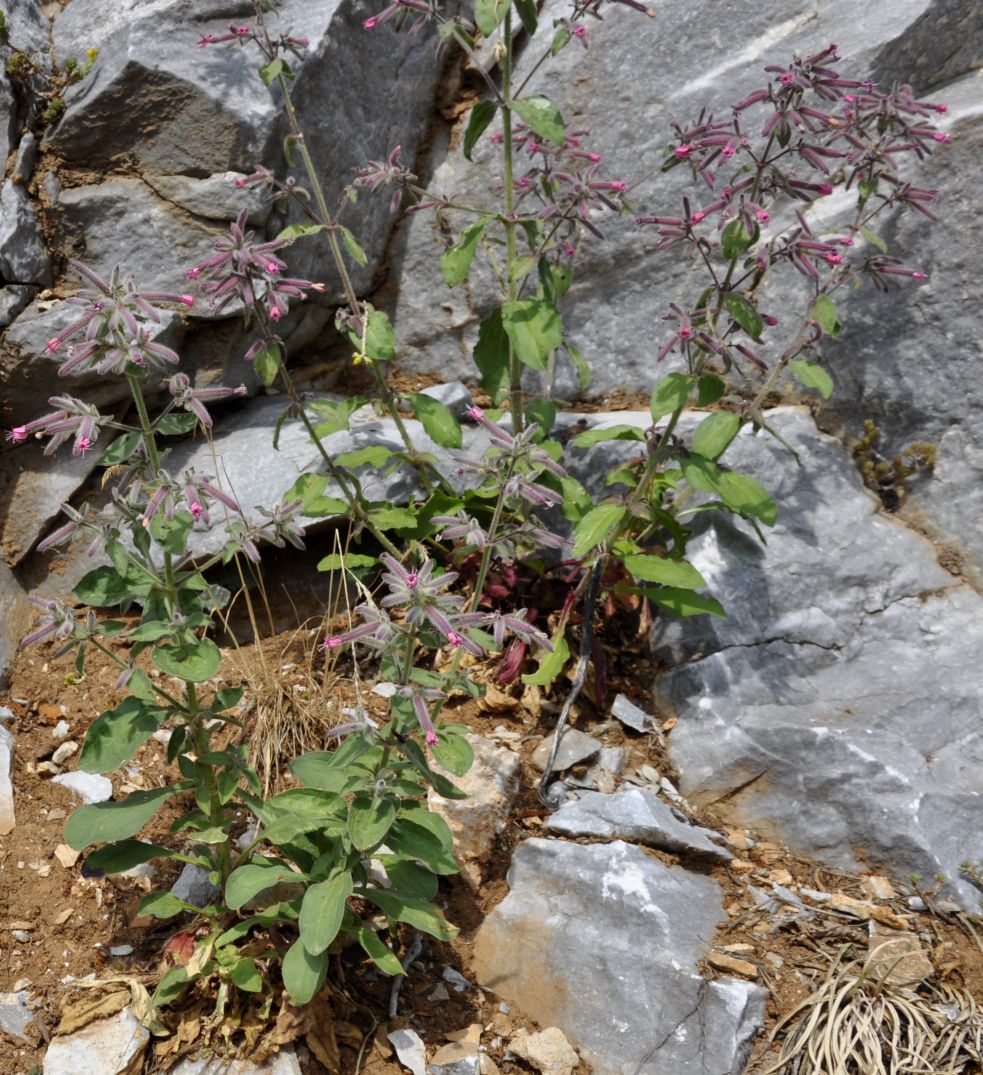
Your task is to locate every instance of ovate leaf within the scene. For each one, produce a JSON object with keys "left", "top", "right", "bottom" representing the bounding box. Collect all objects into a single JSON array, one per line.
[
  {"left": 501, "top": 298, "right": 563, "bottom": 371},
  {"left": 79, "top": 697, "right": 162, "bottom": 773},
  {"left": 650, "top": 373, "right": 694, "bottom": 421},
  {"left": 723, "top": 293, "right": 764, "bottom": 342},
  {"left": 347, "top": 794, "right": 397, "bottom": 851},
  {"left": 299, "top": 871, "right": 353, "bottom": 955},
  {"left": 410, "top": 393, "right": 463, "bottom": 449},
  {"left": 282, "top": 938, "right": 328, "bottom": 1005},
  {"left": 691, "top": 411, "right": 741, "bottom": 460},
  {"left": 152, "top": 638, "right": 222, "bottom": 684},
  {"left": 571, "top": 503, "right": 626, "bottom": 557},
  {"left": 65, "top": 787, "right": 176, "bottom": 850},
  {"left": 473, "top": 307, "right": 509, "bottom": 404},
  {"left": 789, "top": 359, "right": 834, "bottom": 399},
  {"left": 474, "top": 0, "right": 509, "bottom": 36},
  {"left": 620, "top": 553, "right": 705, "bottom": 590},
  {"left": 464, "top": 100, "right": 497, "bottom": 161},
  {"left": 512, "top": 95, "right": 565, "bottom": 145},
  {"left": 440, "top": 216, "right": 492, "bottom": 287},
  {"left": 809, "top": 294, "right": 841, "bottom": 338}
]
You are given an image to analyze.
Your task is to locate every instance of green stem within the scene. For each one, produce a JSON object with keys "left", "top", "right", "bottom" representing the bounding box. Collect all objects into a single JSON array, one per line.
[
  {"left": 188, "top": 682, "right": 232, "bottom": 881},
  {"left": 501, "top": 12, "right": 524, "bottom": 433}
]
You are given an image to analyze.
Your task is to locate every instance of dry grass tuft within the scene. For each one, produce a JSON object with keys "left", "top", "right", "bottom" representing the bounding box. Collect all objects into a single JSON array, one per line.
[{"left": 762, "top": 947, "right": 983, "bottom": 1075}]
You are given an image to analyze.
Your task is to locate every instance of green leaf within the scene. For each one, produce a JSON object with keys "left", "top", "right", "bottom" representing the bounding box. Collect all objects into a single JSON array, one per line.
[
  {"left": 525, "top": 398, "right": 556, "bottom": 436},
  {"left": 316, "top": 552, "right": 377, "bottom": 573},
  {"left": 571, "top": 503, "right": 626, "bottom": 557},
  {"left": 551, "top": 27, "right": 572, "bottom": 55},
  {"left": 152, "top": 637, "right": 222, "bottom": 684},
  {"left": 521, "top": 630, "right": 570, "bottom": 686},
  {"left": 720, "top": 217, "right": 758, "bottom": 260},
  {"left": 723, "top": 293, "right": 764, "bottom": 342},
  {"left": 79, "top": 697, "right": 162, "bottom": 773},
  {"left": 650, "top": 373, "right": 694, "bottom": 421},
  {"left": 789, "top": 359, "right": 834, "bottom": 399},
  {"left": 225, "top": 862, "right": 307, "bottom": 911},
  {"left": 282, "top": 938, "right": 328, "bottom": 1005},
  {"left": 214, "top": 686, "right": 245, "bottom": 712},
  {"left": 432, "top": 725, "right": 473, "bottom": 777},
  {"left": 367, "top": 506, "right": 418, "bottom": 531},
  {"left": 339, "top": 226, "right": 367, "bottom": 267},
  {"left": 335, "top": 445, "right": 394, "bottom": 469},
  {"left": 440, "top": 216, "right": 492, "bottom": 287},
  {"left": 353, "top": 925, "right": 403, "bottom": 976},
  {"left": 410, "top": 393, "right": 463, "bottom": 449},
  {"left": 473, "top": 307, "right": 509, "bottom": 403},
  {"left": 463, "top": 100, "right": 497, "bottom": 161},
  {"left": 809, "top": 294, "right": 841, "bottom": 338},
  {"left": 152, "top": 967, "right": 190, "bottom": 1007},
  {"left": 228, "top": 957, "right": 263, "bottom": 993},
  {"left": 276, "top": 222, "right": 325, "bottom": 244},
  {"left": 691, "top": 411, "right": 741, "bottom": 460},
  {"left": 620, "top": 553, "right": 705, "bottom": 590},
  {"left": 156, "top": 413, "right": 199, "bottom": 437},
  {"left": 474, "top": 0, "right": 509, "bottom": 35},
  {"left": 73, "top": 566, "right": 135, "bottom": 608},
  {"left": 697, "top": 374, "right": 726, "bottom": 407},
  {"left": 362, "top": 889, "right": 458, "bottom": 941},
  {"left": 644, "top": 587, "right": 726, "bottom": 618},
  {"left": 84, "top": 840, "right": 180, "bottom": 877},
  {"left": 501, "top": 298, "right": 563, "bottom": 371},
  {"left": 65, "top": 787, "right": 176, "bottom": 850},
  {"left": 99, "top": 431, "right": 142, "bottom": 467},
  {"left": 138, "top": 891, "right": 196, "bottom": 919},
  {"left": 512, "top": 95, "right": 564, "bottom": 145},
  {"left": 259, "top": 57, "right": 285, "bottom": 86},
  {"left": 571, "top": 424, "right": 646, "bottom": 448},
  {"left": 354, "top": 309, "right": 397, "bottom": 363},
  {"left": 387, "top": 818, "right": 458, "bottom": 876},
  {"left": 347, "top": 794, "right": 397, "bottom": 851},
  {"left": 306, "top": 396, "right": 369, "bottom": 437},
  {"left": 717, "top": 471, "right": 777, "bottom": 524},
  {"left": 860, "top": 226, "right": 888, "bottom": 254},
  {"left": 284, "top": 472, "right": 349, "bottom": 518},
  {"left": 379, "top": 857, "right": 439, "bottom": 901},
  {"left": 513, "top": 0, "right": 537, "bottom": 33},
  {"left": 299, "top": 872, "right": 353, "bottom": 955},
  {"left": 253, "top": 342, "right": 281, "bottom": 387}
]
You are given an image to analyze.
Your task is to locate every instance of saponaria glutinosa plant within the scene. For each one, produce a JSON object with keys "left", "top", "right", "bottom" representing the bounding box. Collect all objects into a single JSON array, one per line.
[{"left": 8, "top": 0, "right": 946, "bottom": 1032}]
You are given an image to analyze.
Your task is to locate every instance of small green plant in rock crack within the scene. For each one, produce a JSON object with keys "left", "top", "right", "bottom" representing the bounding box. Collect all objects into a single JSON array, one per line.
[{"left": 852, "top": 418, "right": 937, "bottom": 511}]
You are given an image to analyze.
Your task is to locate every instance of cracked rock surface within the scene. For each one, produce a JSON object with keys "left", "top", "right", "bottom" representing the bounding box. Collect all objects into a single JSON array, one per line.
[
  {"left": 474, "top": 839, "right": 765, "bottom": 1075},
  {"left": 652, "top": 408, "right": 983, "bottom": 906}
]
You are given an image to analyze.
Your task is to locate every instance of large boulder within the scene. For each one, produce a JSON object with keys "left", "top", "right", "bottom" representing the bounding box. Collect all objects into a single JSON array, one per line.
[
  {"left": 651, "top": 407, "right": 983, "bottom": 907},
  {"left": 474, "top": 838, "right": 765, "bottom": 1075}
]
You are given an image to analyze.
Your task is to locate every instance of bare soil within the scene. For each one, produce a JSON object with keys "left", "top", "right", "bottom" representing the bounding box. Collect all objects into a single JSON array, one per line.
[{"left": 3, "top": 587, "right": 983, "bottom": 1075}]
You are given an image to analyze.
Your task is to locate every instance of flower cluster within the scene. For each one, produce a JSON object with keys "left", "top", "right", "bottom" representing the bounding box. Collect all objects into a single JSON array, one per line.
[
  {"left": 43, "top": 262, "right": 191, "bottom": 378},
  {"left": 167, "top": 373, "right": 248, "bottom": 430},
  {"left": 6, "top": 395, "right": 109, "bottom": 456},
  {"left": 185, "top": 209, "right": 316, "bottom": 324}
]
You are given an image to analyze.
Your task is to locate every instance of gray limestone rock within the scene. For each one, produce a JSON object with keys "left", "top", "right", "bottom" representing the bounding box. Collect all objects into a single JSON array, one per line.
[
  {"left": 171, "top": 863, "right": 220, "bottom": 908},
  {"left": 0, "top": 284, "right": 35, "bottom": 327},
  {"left": 474, "top": 839, "right": 765, "bottom": 1075},
  {"left": 56, "top": 178, "right": 225, "bottom": 296},
  {"left": 142, "top": 171, "right": 271, "bottom": 227},
  {"left": 0, "top": 558, "right": 31, "bottom": 690},
  {"left": 169, "top": 1046, "right": 302, "bottom": 1074},
  {"left": 428, "top": 733, "right": 521, "bottom": 889},
  {"left": 546, "top": 787, "right": 732, "bottom": 863},
  {"left": 48, "top": 0, "right": 448, "bottom": 298},
  {"left": 530, "top": 728, "right": 601, "bottom": 773},
  {"left": 652, "top": 407, "right": 983, "bottom": 907},
  {"left": 0, "top": 723, "right": 14, "bottom": 835},
  {"left": 610, "top": 694, "right": 653, "bottom": 733},
  {"left": 0, "top": 180, "right": 50, "bottom": 285},
  {"left": 0, "top": 990, "right": 34, "bottom": 1043},
  {"left": 43, "top": 1006, "right": 150, "bottom": 1075}
]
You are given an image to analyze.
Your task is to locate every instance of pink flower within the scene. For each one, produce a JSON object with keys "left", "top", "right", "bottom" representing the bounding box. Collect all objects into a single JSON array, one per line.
[
  {"left": 932, "top": 132, "right": 951, "bottom": 143},
  {"left": 7, "top": 425, "right": 28, "bottom": 444},
  {"left": 755, "top": 209, "right": 769, "bottom": 223},
  {"left": 363, "top": 15, "right": 379, "bottom": 28},
  {"left": 321, "top": 636, "right": 343, "bottom": 649},
  {"left": 404, "top": 572, "right": 419, "bottom": 588},
  {"left": 186, "top": 267, "right": 202, "bottom": 280},
  {"left": 674, "top": 144, "right": 693, "bottom": 159},
  {"left": 189, "top": 500, "right": 204, "bottom": 522},
  {"left": 74, "top": 436, "right": 93, "bottom": 456},
  {"left": 180, "top": 294, "right": 194, "bottom": 306},
  {"left": 197, "top": 34, "right": 216, "bottom": 48},
  {"left": 425, "top": 731, "right": 439, "bottom": 747},
  {"left": 46, "top": 337, "right": 62, "bottom": 353},
  {"left": 269, "top": 303, "right": 281, "bottom": 322}
]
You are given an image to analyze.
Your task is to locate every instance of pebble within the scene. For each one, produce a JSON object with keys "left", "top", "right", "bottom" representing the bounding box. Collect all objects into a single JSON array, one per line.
[
  {"left": 610, "top": 694, "right": 653, "bottom": 733},
  {"left": 51, "top": 740, "right": 79, "bottom": 765},
  {"left": 862, "top": 875, "right": 897, "bottom": 901},
  {"left": 54, "top": 844, "right": 80, "bottom": 869},
  {"left": 43, "top": 1006, "right": 150, "bottom": 1074},
  {"left": 51, "top": 720, "right": 71, "bottom": 739},
  {"left": 531, "top": 729, "right": 601, "bottom": 773},
  {"left": 11, "top": 930, "right": 31, "bottom": 943},
  {"left": 109, "top": 944, "right": 134, "bottom": 957},
  {"left": 442, "top": 966, "right": 472, "bottom": 992},
  {"left": 0, "top": 725, "right": 16, "bottom": 836},
  {"left": 428, "top": 983, "right": 451, "bottom": 1001},
  {"left": 388, "top": 1028, "right": 428, "bottom": 1075},
  {"left": 908, "top": 896, "right": 927, "bottom": 911},
  {"left": 708, "top": 952, "right": 759, "bottom": 979},
  {"left": 0, "top": 990, "right": 34, "bottom": 1043},
  {"left": 52, "top": 772, "right": 113, "bottom": 804},
  {"left": 509, "top": 1027, "right": 580, "bottom": 1075},
  {"left": 36, "top": 761, "right": 62, "bottom": 776},
  {"left": 430, "top": 1040, "right": 481, "bottom": 1075}
]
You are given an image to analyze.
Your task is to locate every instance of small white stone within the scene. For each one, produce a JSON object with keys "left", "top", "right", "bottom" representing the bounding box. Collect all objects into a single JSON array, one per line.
[
  {"left": 10, "top": 930, "right": 31, "bottom": 943},
  {"left": 388, "top": 1028, "right": 428, "bottom": 1075},
  {"left": 109, "top": 945, "right": 134, "bottom": 957},
  {"left": 51, "top": 720, "right": 71, "bottom": 739},
  {"left": 52, "top": 772, "right": 112, "bottom": 804},
  {"left": 51, "top": 740, "right": 79, "bottom": 765}
]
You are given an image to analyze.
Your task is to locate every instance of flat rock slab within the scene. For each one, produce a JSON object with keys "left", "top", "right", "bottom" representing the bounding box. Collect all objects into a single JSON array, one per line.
[
  {"left": 474, "top": 839, "right": 764, "bottom": 1075},
  {"left": 52, "top": 772, "right": 113, "bottom": 804},
  {"left": 0, "top": 724, "right": 14, "bottom": 834},
  {"left": 170, "top": 1046, "right": 302, "bottom": 1074},
  {"left": 530, "top": 728, "right": 601, "bottom": 773},
  {"left": 43, "top": 1007, "right": 150, "bottom": 1075},
  {"left": 546, "top": 787, "right": 731, "bottom": 863},
  {"left": 0, "top": 990, "right": 34, "bottom": 1043},
  {"left": 653, "top": 407, "right": 983, "bottom": 907}
]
